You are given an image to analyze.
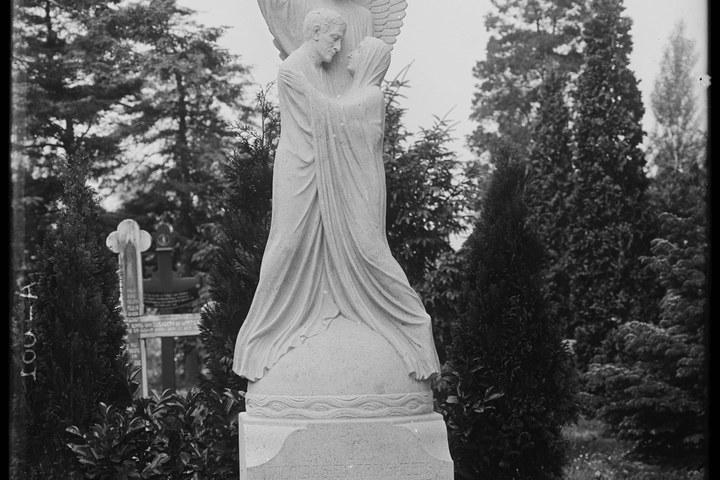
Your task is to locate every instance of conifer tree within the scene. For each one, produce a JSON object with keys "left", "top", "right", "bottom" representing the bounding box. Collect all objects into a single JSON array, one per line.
[
  {"left": 22, "top": 151, "right": 131, "bottom": 479},
  {"left": 117, "top": 0, "right": 252, "bottom": 275},
  {"left": 526, "top": 71, "right": 575, "bottom": 338},
  {"left": 583, "top": 22, "right": 708, "bottom": 466},
  {"left": 441, "top": 141, "right": 578, "bottom": 480},
  {"left": 566, "top": 0, "right": 657, "bottom": 366},
  {"left": 468, "top": 0, "right": 588, "bottom": 160},
  {"left": 199, "top": 90, "right": 278, "bottom": 393}
]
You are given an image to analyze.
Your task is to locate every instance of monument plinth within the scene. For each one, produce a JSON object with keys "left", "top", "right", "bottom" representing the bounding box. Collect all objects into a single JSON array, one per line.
[{"left": 238, "top": 318, "right": 453, "bottom": 479}]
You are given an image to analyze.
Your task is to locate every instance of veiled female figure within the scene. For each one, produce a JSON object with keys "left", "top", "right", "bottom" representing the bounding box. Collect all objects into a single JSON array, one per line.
[{"left": 233, "top": 36, "right": 440, "bottom": 383}]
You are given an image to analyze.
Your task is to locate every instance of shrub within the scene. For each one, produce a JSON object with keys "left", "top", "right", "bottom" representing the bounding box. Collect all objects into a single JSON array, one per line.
[{"left": 67, "top": 383, "right": 244, "bottom": 479}]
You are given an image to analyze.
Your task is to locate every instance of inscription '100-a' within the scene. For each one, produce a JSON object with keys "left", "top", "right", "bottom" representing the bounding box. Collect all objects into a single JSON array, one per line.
[{"left": 254, "top": 461, "right": 446, "bottom": 480}]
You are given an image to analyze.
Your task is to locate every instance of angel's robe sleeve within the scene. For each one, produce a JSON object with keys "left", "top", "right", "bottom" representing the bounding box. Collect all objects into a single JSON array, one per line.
[{"left": 257, "top": 0, "right": 308, "bottom": 59}]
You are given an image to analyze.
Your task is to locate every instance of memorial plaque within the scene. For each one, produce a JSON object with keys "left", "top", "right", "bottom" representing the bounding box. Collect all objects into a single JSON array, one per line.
[{"left": 143, "top": 287, "right": 200, "bottom": 311}]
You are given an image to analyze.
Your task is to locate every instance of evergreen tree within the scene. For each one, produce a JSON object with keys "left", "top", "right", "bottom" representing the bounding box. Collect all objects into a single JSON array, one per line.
[
  {"left": 117, "top": 0, "right": 251, "bottom": 275},
  {"left": 468, "top": 0, "right": 588, "bottom": 160},
  {"left": 12, "top": 0, "right": 145, "bottom": 274},
  {"left": 583, "top": 23, "right": 708, "bottom": 466},
  {"left": 382, "top": 74, "right": 475, "bottom": 359},
  {"left": 12, "top": 0, "right": 142, "bottom": 172},
  {"left": 526, "top": 71, "right": 575, "bottom": 338},
  {"left": 22, "top": 151, "right": 131, "bottom": 479},
  {"left": 566, "top": 0, "right": 657, "bottom": 367},
  {"left": 440, "top": 142, "right": 578, "bottom": 480},
  {"left": 199, "top": 89, "right": 278, "bottom": 393}
]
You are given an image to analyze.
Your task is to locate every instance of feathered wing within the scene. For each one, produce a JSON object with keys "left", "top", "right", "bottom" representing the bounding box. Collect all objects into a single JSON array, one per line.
[
  {"left": 257, "top": 0, "right": 307, "bottom": 60},
  {"left": 355, "top": 0, "right": 408, "bottom": 47}
]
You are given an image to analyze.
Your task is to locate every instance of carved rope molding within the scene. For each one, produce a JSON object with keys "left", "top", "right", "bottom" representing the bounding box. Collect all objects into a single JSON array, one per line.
[{"left": 245, "top": 392, "right": 434, "bottom": 419}]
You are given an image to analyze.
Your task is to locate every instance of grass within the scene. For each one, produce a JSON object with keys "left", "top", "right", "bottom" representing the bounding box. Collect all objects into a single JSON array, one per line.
[{"left": 563, "top": 416, "right": 706, "bottom": 480}]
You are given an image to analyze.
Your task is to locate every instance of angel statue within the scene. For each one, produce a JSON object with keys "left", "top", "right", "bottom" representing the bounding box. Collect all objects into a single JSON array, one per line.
[
  {"left": 232, "top": 7, "right": 440, "bottom": 384},
  {"left": 257, "top": 0, "right": 408, "bottom": 95}
]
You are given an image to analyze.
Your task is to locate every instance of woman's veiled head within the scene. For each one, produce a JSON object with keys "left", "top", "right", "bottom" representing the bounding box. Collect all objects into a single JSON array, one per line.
[{"left": 348, "top": 36, "right": 392, "bottom": 88}]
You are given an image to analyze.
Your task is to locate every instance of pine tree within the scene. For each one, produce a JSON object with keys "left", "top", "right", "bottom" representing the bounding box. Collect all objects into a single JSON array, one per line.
[
  {"left": 566, "top": 0, "right": 657, "bottom": 367},
  {"left": 199, "top": 89, "right": 278, "bottom": 393},
  {"left": 440, "top": 141, "right": 578, "bottom": 480},
  {"left": 22, "top": 151, "right": 131, "bottom": 478},
  {"left": 117, "top": 0, "right": 252, "bottom": 275},
  {"left": 12, "top": 0, "right": 146, "bottom": 275},
  {"left": 468, "top": 0, "right": 588, "bottom": 160}
]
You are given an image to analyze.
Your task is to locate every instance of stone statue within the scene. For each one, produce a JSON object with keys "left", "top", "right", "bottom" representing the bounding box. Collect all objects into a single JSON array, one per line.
[
  {"left": 234, "top": 6, "right": 453, "bottom": 478},
  {"left": 232, "top": 7, "right": 440, "bottom": 384},
  {"left": 257, "top": 0, "right": 408, "bottom": 95}
]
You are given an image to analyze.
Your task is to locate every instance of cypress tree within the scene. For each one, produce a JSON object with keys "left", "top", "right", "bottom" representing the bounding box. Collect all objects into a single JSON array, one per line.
[
  {"left": 441, "top": 141, "right": 578, "bottom": 480},
  {"left": 22, "top": 151, "right": 131, "bottom": 478},
  {"left": 567, "top": 0, "right": 657, "bottom": 367}
]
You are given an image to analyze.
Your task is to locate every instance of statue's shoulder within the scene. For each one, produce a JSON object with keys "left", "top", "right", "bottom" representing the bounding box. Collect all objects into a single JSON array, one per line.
[{"left": 280, "top": 48, "right": 305, "bottom": 72}]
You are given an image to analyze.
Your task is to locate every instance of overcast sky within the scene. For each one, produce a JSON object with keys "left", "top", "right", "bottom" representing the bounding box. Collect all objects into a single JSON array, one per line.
[{"left": 178, "top": 0, "right": 709, "bottom": 160}]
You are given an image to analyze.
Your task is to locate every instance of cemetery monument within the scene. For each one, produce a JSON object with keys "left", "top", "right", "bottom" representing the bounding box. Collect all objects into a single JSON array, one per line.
[{"left": 233, "top": 2, "right": 454, "bottom": 478}]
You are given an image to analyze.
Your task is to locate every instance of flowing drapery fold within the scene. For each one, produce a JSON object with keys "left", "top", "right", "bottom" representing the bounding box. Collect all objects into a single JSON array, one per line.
[{"left": 233, "top": 39, "right": 440, "bottom": 382}]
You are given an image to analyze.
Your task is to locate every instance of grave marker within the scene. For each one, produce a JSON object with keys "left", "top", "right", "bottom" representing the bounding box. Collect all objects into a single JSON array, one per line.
[{"left": 107, "top": 220, "right": 203, "bottom": 397}]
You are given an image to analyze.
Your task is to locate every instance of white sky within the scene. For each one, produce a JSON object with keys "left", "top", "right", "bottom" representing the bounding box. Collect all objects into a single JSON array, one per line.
[{"left": 179, "top": 0, "right": 709, "bottom": 161}]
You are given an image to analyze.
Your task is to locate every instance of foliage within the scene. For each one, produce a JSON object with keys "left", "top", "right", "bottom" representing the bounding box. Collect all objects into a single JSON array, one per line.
[
  {"left": 199, "top": 88, "right": 278, "bottom": 393},
  {"left": 468, "top": 0, "right": 588, "bottom": 159},
  {"left": 439, "top": 142, "right": 578, "bottom": 480},
  {"left": 525, "top": 71, "right": 576, "bottom": 338},
  {"left": 647, "top": 21, "right": 705, "bottom": 174},
  {"left": 563, "top": 416, "right": 706, "bottom": 480},
  {"left": 581, "top": 22, "right": 708, "bottom": 466},
  {"left": 116, "top": 0, "right": 252, "bottom": 275},
  {"left": 12, "top": 0, "right": 142, "bottom": 173},
  {"left": 20, "top": 151, "right": 132, "bottom": 479},
  {"left": 383, "top": 74, "right": 474, "bottom": 288},
  {"left": 564, "top": 0, "right": 658, "bottom": 367},
  {"left": 67, "top": 383, "right": 244, "bottom": 479},
  {"left": 12, "top": 0, "right": 146, "bottom": 273},
  {"left": 382, "top": 73, "right": 476, "bottom": 359}
]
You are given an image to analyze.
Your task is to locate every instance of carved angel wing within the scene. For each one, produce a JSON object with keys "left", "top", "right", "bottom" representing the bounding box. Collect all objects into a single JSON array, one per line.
[
  {"left": 354, "top": 0, "right": 408, "bottom": 47},
  {"left": 257, "top": 0, "right": 307, "bottom": 61}
]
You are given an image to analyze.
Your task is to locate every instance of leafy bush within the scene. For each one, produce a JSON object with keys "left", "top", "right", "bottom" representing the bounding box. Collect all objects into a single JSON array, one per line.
[{"left": 67, "top": 384, "right": 244, "bottom": 479}]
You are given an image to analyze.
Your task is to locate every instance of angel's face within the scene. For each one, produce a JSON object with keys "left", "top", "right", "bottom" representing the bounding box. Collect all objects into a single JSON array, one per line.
[{"left": 314, "top": 23, "right": 346, "bottom": 63}]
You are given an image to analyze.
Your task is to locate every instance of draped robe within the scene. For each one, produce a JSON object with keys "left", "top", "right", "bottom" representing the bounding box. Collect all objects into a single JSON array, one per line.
[{"left": 232, "top": 39, "right": 441, "bottom": 382}]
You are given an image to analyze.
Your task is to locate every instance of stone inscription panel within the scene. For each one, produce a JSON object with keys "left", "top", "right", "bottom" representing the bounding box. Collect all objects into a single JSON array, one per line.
[
  {"left": 255, "top": 461, "right": 446, "bottom": 479},
  {"left": 246, "top": 422, "right": 452, "bottom": 480}
]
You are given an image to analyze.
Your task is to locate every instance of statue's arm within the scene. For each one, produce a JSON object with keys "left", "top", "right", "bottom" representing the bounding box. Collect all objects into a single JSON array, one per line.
[{"left": 257, "top": 0, "right": 307, "bottom": 60}]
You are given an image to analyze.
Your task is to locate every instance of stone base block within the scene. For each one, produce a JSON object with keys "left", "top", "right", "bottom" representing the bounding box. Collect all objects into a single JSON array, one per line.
[{"left": 239, "top": 412, "right": 454, "bottom": 479}]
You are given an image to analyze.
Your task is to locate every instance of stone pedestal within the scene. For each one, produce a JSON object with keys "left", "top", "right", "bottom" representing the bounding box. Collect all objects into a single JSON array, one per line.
[
  {"left": 239, "top": 412, "right": 452, "bottom": 479},
  {"left": 238, "top": 318, "right": 454, "bottom": 479}
]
